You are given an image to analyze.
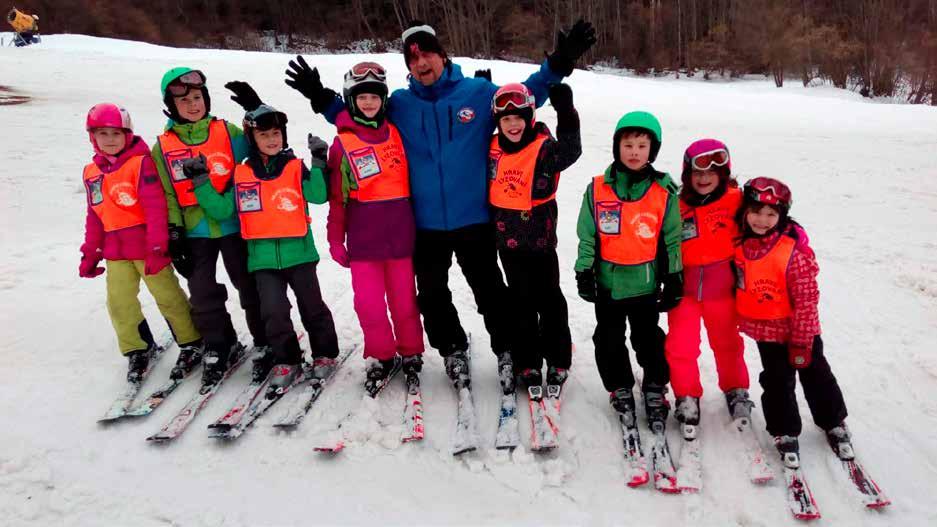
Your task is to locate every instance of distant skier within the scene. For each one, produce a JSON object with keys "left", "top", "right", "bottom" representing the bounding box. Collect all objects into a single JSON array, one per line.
[
  {"left": 573, "top": 111, "right": 683, "bottom": 428},
  {"left": 79, "top": 103, "right": 202, "bottom": 382},
  {"left": 151, "top": 68, "right": 268, "bottom": 386},
  {"left": 314, "top": 61, "right": 424, "bottom": 391},
  {"left": 664, "top": 139, "right": 753, "bottom": 428},
  {"left": 182, "top": 82, "right": 340, "bottom": 397},
  {"left": 733, "top": 177, "right": 853, "bottom": 465},
  {"left": 487, "top": 82, "right": 582, "bottom": 394}
]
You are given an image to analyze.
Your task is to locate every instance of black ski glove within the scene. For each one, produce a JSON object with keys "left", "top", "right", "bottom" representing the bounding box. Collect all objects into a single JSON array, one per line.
[
  {"left": 168, "top": 225, "right": 193, "bottom": 279},
  {"left": 576, "top": 269, "right": 598, "bottom": 303},
  {"left": 224, "top": 80, "right": 263, "bottom": 112},
  {"left": 307, "top": 134, "right": 329, "bottom": 169},
  {"left": 474, "top": 69, "right": 492, "bottom": 82},
  {"left": 181, "top": 153, "right": 210, "bottom": 186},
  {"left": 285, "top": 55, "right": 339, "bottom": 114},
  {"left": 657, "top": 273, "right": 684, "bottom": 312},
  {"left": 548, "top": 83, "right": 574, "bottom": 114},
  {"left": 548, "top": 19, "right": 597, "bottom": 76}
]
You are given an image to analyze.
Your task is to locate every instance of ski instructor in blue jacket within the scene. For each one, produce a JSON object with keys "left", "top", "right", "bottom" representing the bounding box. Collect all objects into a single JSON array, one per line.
[{"left": 284, "top": 19, "right": 596, "bottom": 390}]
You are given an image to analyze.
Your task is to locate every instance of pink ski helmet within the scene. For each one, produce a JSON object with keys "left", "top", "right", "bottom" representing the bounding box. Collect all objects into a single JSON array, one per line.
[
  {"left": 86, "top": 103, "right": 134, "bottom": 154},
  {"left": 682, "top": 138, "right": 731, "bottom": 176}
]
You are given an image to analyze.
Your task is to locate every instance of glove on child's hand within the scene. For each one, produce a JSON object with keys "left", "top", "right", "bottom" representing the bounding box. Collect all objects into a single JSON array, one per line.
[
  {"left": 181, "top": 153, "right": 209, "bottom": 184},
  {"left": 307, "top": 134, "right": 329, "bottom": 168},
  {"left": 285, "top": 56, "right": 339, "bottom": 114},
  {"left": 144, "top": 247, "right": 167, "bottom": 276},
  {"left": 789, "top": 343, "right": 812, "bottom": 369},
  {"left": 78, "top": 254, "right": 105, "bottom": 278},
  {"left": 656, "top": 273, "right": 684, "bottom": 312},
  {"left": 548, "top": 83, "right": 574, "bottom": 113},
  {"left": 224, "top": 81, "right": 263, "bottom": 112},
  {"left": 576, "top": 269, "right": 597, "bottom": 303},
  {"left": 329, "top": 244, "right": 350, "bottom": 268},
  {"left": 168, "top": 225, "right": 193, "bottom": 279},
  {"left": 474, "top": 69, "right": 492, "bottom": 82}
]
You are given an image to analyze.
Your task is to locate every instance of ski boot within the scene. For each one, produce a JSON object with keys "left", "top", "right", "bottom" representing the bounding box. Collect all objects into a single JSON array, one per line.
[
  {"left": 674, "top": 396, "right": 700, "bottom": 426},
  {"left": 251, "top": 346, "right": 274, "bottom": 383},
  {"left": 496, "top": 351, "right": 514, "bottom": 394},
  {"left": 201, "top": 343, "right": 232, "bottom": 387},
  {"left": 546, "top": 366, "right": 568, "bottom": 387},
  {"left": 725, "top": 388, "right": 755, "bottom": 423},
  {"left": 443, "top": 345, "right": 470, "bottom": 389},
  {"left": 610, "top": 388, "right": 637, "bottom": 427},
  {"left": 517, "top": 367, "right": 543, "bottom": 389},
  {"left": 402, "top": 354, "right": 423, "bottom": 376},
  {"left": 775, "top": 435, "right": 800, "bottom": 468},
  {"left": 825, "top": 423, "right": 854, "bottom": 460},
  {"left": 365, "top": 358, "right": 398, "bottom": 395},
  {"left": 643, "top": 383, "right": 671, "bottom": 426},
  {"left": 126, "top": 348, "right": 151, "bottom": 383},
  {"left": 311, "top": 356, "right": 338, "bottom": 381},
  {"left": 170, "top": 340, "right": 204, "bottom": 380},
  {"left": 266, "top": 363, "right": 302, "bottom": 398}
]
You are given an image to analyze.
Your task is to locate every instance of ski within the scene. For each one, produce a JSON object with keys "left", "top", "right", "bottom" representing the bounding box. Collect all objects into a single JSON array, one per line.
[
  {"left": 650, "top": 420, "right": 679, "bottom": 493},
  {"left": 126, "top": 341, "right": 211, "bottom": 417},
  {"left": 784, "top": 464, "right": 821, "bottom": 520},
  {"left": 272, "top": 346, "right": 356, "bottom": 430},
  {"left": 618, "top": 412, "right": 650, "bottom": 487},
  {"left": 207, "top": 370, "right": 271, "bottom": 436},
  {"left": 450, "top": 338, "right": 478, "bottom": 456},
  {"left": 313, "top": 358, "right": 403, "bottom": 453},
  {"left": 146, "top": 344, "right": 250, "bottom": 442},
  {"left": 212, "top": 363, "right": 309, "bottom": 440},
  {"left": 400, "top": 370, "right": 424, "bottom": 443},
  {"left": 527, "top": 386, "right": 558, "bottom": 451},
  {"left": 828, "top": 437, "right": 890, "bottom": 509},
  {"left": 734, "top": 416, "right": 775, "bottom": 484},
  {"left": 494, "top": 390, "right": 520, "bottom": 450},
  {"left": 98, "top": 334, "right": 174, "bottom": 422},
  {"left": 676, "top": 423, "right": 703, "bottom": 493}
]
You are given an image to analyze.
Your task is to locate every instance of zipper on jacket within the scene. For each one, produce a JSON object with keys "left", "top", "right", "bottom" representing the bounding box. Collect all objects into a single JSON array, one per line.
[
  {"left": 432, "top": 101, "right": 448, "bottom": 229},
  {"left": 448, "top": 105, "right": 453, "bottom": 142},
  {"left": 697, "top": 265, "right": 704, "bottom": 301}
]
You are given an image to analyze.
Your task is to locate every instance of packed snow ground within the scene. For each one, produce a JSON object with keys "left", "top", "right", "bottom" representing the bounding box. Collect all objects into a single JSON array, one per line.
[{"left": 1, "top": 35, "right": 936, "bottom": 526}]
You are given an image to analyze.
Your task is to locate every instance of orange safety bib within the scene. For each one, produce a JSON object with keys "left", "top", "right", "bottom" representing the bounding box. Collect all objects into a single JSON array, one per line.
[
  {"left": 157, "top": 119, "right": 235, "bottom": 208},
  {"left": 680, "top": 186, "right": 741, "bottom": 266},
  {"left": 592, "top": 175, "right": 669, "bottom": 266},
  {"left": 734, "top": 235, "right": 796, "bottom": 320},
  {"left": 83, "top": 157, "right": 147, "bottom": 232},
  {"left": 337, "top": 124, "right": 410, "bottom": 203},
  {"left": 487, "top": 134, "right": 557, "bottom": 211},
  {"left": 233, "top": 159, "right": 309, "bottom": 240}
]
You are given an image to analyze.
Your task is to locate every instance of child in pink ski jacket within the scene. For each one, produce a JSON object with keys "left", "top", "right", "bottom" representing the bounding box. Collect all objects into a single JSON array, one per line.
[
  {"left": 321, "top": 62, "right": 424, "bottom": 392},
  {"left": 665, "top": 139, "right": 751, "bottom": 426},
  {"left": 80, "top": 103, "right": 201, "bottom": 383}
]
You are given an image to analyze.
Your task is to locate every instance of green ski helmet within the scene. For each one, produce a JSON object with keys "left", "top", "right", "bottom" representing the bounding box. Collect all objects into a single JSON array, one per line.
[
  {"left": 613, "top": 111, "right": 662, "bottom": 164},
  {"left": 160, "top": 67, "right": 211, "bottom": 122}
]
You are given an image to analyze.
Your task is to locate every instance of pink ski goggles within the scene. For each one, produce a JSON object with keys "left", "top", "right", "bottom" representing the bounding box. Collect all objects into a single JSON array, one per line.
[{"left": 689, "top": 149, "right": 730, "bottom": 171}]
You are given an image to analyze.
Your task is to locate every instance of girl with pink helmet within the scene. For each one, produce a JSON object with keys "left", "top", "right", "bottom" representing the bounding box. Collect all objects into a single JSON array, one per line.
[
  {"left": 665, "top": 139, "right": 752, "bottom": 428},
  {"left": 80, "top": 103, "right": 201, "bottom": 383}
]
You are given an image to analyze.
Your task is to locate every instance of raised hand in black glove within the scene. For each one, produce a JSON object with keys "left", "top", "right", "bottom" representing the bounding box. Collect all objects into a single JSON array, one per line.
[
  {"left": 285, "top": 55, "right": 339, "bottom": 114},
  {"left": 168, "top": 225, "right": 193, "bottom": 279},
  {"left": 548, "top": 83, "right": 574, "bottom": 113},
  {"left": 307, "top": 134, "right": 329, "bottom": 168},
  {"left": 224, "top": 80, "right": 263, "bottom": 112},
  {"left": 548, "top": 18, "right": 597, "bottom": 76},
  {"left": 181, "top": 153, "right": 210, "bottom": 185},
  {"left": 657, "top": 273, "right": 684, "bottom": 312},
  {"left": 474, "top": 69, "right": 492, "bottom": 82},
  {"left": 576, "top": 269, "right": 598, "bottom": 303}
]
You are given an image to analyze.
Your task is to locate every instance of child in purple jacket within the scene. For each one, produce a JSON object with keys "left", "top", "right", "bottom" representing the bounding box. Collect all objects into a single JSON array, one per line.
[{"left": 320, "top": 62, "right": 424, "bottom": 393}]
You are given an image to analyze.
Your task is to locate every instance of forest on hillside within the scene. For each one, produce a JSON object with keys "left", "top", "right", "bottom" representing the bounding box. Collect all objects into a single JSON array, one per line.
[{"left": 10, "top": 0, "right": 937, "bottom": 103}]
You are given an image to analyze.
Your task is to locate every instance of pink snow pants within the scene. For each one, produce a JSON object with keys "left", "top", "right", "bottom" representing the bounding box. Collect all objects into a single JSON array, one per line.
[
  {"left": 665, "top": 296, "right": 748, "bottom": 398},
  {"left": 350, "top": 257, "right": 425, "bottom": 361}
]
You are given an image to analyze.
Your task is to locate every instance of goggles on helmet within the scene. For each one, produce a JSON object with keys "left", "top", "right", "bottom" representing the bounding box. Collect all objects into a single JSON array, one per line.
[
  {"left": 349, "top": 62, "right": 386, "bottom": 82},
  {"left": 493, "top": 87, "right": 534, "bottom": 113},
  {"left": 245, "top": 105, "right": 288, "bottom": 131},
  {"left": 744, "top": 177, "right": 791, "bottom": 208},
  {"left": 689, "top": 148, "right": 730, "bottom": 171},
  {"left": 167, "top": 70, "right": 206, "bottom": 96}
]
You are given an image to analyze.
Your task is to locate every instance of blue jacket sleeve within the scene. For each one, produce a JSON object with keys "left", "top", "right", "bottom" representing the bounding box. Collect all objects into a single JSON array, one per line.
[
  {"left": 322, "top": 96, "right": 344, "bottom": 125},
  {"left": 521, "top": 59, "right": 565, "bottom": 109}
]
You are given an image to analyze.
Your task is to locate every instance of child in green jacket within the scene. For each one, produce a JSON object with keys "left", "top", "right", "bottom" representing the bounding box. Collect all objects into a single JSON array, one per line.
[
  {"left": 574, "top": 111, "right": 683, "bottom": 429},
  {"left": 183, "top": 83, "right": 339, "bottom": 396}
]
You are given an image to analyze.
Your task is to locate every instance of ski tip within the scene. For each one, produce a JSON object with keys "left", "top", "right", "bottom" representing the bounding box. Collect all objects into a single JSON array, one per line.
[
  {"left": 865, "top": 499, "right": 891, "bottom": 510},
  {"left": 452, "top": 446, "right": 477, "bottom": 457},
  {"left": 794, "top": 512, "right": 821, "bottom": 521},
  {"left": 626, "top": 469, "right": 650, "bottom": 488},
  {"left": 145, "top": 435, "right": 171, "bottom": 443},
  {"left": 752, "top": 475, "right": 775, "bottom": 485},
  {"left": 314, "top": 443, "right": 344, "bottom": 453}
]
